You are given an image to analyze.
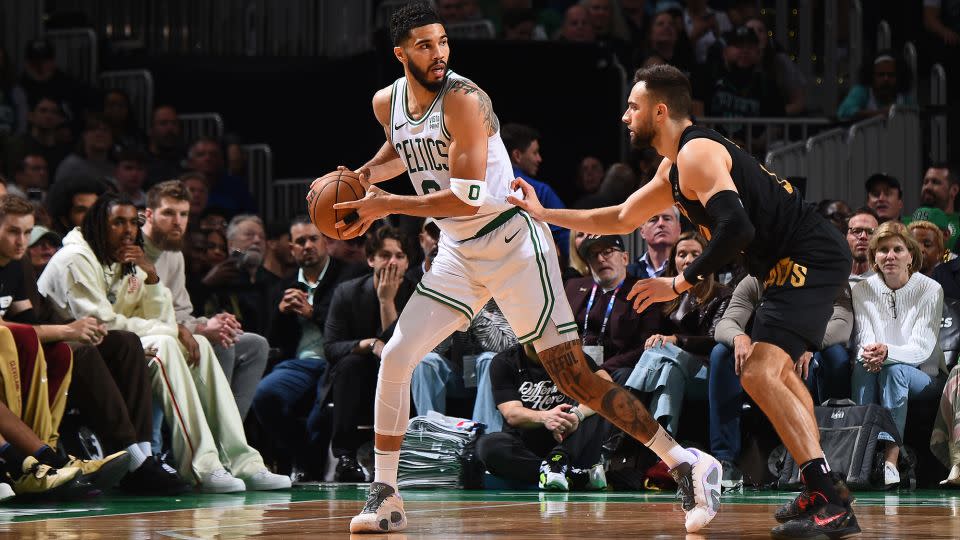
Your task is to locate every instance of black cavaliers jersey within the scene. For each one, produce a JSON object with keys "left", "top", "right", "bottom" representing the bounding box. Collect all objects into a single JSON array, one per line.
[{"left": 668, "top": 125, "right": 832, "bottom": 278}]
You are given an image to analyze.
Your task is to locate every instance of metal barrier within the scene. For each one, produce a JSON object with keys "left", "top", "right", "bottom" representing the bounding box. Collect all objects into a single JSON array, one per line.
[
  {"left": 242, "top": 144, "right": 273, "bottom": 219},
  {"left": 877, "top": 20, "right": 892, "bottom": 51},
  {"left": 46, "top": 28, "right": 98, "bottom": 85},
  {"left": 765, "top": 140, "right": 806, "bottom": 180},
  {"left": 179, "top": 113, "right": 225, "bottom": 146},
  {"left": 884, "top": 107, "right": 922, "bottom": 210},
  {"left": 45, "top": 0, "right": 374, "bottom": 57},
  {"left": 99, "top": 70, "right": 155, "bottom": 134},
  {"left": 1, "top": 0, "right": 44, "bottom": 77},
  {"left": 271, "top": 177, "right": 313, "bottom": 223},
  {"left": 375, "top": 0, "right": 411, "bottom": 29},
  {"left": 903, "top": 42, "right": 918, "bottom": 103},
  {"left": 849, "top": 0, "right": 863, "bottom": 87},
  {"left": 804, "top": 128, "right": 848, "bottom": 204},
  {"left": 696, "top": 117, "right": 833, "bottom": 157},
  {"left": 931, "top": 63, "right": 948, "bottom": 163},
  {"left": 446, "top": 20, "right": 496, "bottom": 39}
]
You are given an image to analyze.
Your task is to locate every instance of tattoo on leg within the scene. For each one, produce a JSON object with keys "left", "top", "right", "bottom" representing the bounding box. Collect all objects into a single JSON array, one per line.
[{"left": 600, "top": 387, "right": 659, "bottom": 442}]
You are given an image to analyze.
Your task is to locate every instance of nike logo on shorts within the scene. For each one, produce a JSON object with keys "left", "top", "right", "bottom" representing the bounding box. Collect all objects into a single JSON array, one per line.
[{"left": 505, "top": 230, "right": 521, "bottom": 243}]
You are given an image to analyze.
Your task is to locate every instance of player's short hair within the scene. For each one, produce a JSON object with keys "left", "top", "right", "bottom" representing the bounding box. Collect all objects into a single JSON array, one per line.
[
  {"left": 146, "top": 180, "right": 190, "bottom": 209},
  {"left": 390, "top": 1, "right": 443, "bottom": 46},
  {"left": 500, "top": 123, "right": 540, "bottom": 155},
  {"left": 632, "top": 64, "right": 692, "bottom": 120},
  {"left": 365, "top": 224, "right": 413, "bottom": 260},
  {"left": 0, "top": 194, "right": 36, "bottom": 223}
]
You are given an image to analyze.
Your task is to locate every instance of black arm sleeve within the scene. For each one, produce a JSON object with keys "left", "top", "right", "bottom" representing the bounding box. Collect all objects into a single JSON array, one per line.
[{"left": 682, "top": 190, "right": 755, "bottom": 284}]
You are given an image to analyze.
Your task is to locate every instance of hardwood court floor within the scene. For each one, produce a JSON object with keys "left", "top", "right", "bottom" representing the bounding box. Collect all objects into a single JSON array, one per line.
[{"left": 1, "top": 485, "right": 958, "bottom": 539}]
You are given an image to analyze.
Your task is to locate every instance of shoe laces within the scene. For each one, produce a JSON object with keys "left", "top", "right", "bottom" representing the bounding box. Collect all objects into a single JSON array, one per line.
[
  {"left": 546, "top": 452, "right": 569, "bottom": 475},
  {"left": 362, "top": 482, "right": 395, "bottom": 514},
  {"left": 669, "top": 463, "right": 696, "bottom": 511}
]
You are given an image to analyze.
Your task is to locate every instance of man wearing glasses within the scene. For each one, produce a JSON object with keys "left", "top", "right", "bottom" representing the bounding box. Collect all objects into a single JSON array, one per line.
[
  {"left": 847, "top": 207, "right": 880, "bottom": 287},
  {"left": 564, "top": 235, "right": 659, "bottom": 382}
]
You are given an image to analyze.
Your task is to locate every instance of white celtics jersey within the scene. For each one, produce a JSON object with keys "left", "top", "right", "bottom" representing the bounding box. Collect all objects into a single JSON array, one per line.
[{"left": 390, "top": 70, "right": 516, "bottom": 241}]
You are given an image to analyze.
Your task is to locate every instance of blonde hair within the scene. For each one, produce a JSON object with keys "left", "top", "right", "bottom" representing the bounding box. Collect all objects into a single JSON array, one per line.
[
  {"left": 907, "top": 220, "right": 945, "bottom": 253},
  {"left": 868, "top": 220, "right": 923, "bottom": 275},
  {"left": 568, "top": 230, "right": 589, "bottom": 276}
]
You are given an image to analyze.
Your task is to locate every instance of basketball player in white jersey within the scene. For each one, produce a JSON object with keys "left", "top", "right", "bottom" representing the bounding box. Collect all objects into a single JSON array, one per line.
[{"left": 321, "top": 2, "right": 721, "bottom": 534}]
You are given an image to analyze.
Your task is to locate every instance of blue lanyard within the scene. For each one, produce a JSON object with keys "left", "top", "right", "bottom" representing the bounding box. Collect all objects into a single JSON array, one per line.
[{"left": 584, "top": 281, "right": 622, "bottom": 341}]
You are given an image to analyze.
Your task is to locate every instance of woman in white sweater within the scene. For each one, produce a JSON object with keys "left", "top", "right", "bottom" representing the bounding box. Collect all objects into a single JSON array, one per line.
[{"left": 852, "top": 221, "right": 948, "bottom": 485}]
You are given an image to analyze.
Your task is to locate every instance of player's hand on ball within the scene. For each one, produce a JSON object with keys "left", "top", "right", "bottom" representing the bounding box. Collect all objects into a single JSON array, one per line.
[
  {"left": 627, "top": 276, "right": 679, "bottom": 314},
  {"left": 507, "top": 177, "right": 545, "bottom": 220},
  {"left": 333, "top": 181, "right": 387, "bottom": 239}
]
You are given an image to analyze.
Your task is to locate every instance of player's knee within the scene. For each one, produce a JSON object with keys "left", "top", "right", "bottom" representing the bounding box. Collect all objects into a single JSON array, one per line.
[{"left": 739, "top": 359, "right": 767, "bottom": 394}]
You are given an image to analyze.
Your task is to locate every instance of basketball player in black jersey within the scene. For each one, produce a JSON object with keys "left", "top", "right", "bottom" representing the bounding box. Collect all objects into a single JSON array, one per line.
[{"left": 510, "top": 65, "right": 860, "bottom": 539}]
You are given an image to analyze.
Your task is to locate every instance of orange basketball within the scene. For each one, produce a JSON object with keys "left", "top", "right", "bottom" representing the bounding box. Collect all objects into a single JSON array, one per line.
[{"left": 307, "top": 169, "right": 366, "bottom": 240}]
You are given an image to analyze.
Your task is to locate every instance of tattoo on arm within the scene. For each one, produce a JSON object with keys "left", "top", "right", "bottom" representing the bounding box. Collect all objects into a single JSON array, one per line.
[{"left": 447, "top": 79, "right": 500, "bottom": 135}]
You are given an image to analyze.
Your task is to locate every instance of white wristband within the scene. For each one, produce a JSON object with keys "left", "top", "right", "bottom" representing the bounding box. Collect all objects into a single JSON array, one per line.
[
  {"left": 449, "top": 177, "right": 486, "bottom": 207},
  {"left": 569, "top": 406, "right": 585, "bottom": 422}
]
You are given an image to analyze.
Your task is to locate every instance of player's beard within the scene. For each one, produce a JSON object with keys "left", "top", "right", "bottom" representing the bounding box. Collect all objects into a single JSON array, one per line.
[
  {"left": 409, "top": 60, "right": 447, "bottom": 93},
  {"left": 630, "top": 115, "right": 656, "bottom": 150}
]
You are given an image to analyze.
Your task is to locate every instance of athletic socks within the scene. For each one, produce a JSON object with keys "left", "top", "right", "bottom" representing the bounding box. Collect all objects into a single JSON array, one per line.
[
  {"left": 799, "top": 457, "right": 843, "bottom": 506},
  {"left": 374, "top": 449, "right": 400, "bottom": 490},
  {"left": 137, "top": 442, "right": 152, "bottom": 460},
  {"left": 645, "top": 426, "right": 697, "bottom": 469},
  {"left": 0, "top": 442, "right": 27, "bottom": 476},
  {"left": 125, "top": 444, "right": 147, "bottom": 472}
]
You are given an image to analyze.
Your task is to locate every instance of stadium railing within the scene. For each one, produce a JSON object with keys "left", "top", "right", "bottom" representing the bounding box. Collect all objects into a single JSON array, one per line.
[
  {"left": 46, "top": 28, "right": 98, "bottom": 86},
  {"left": 271, "top": 177, "right": 313, "bottom": 223},
  {"left": 695, "top": 117, "right": 833, "bottom": 158},
  {"left": 242, "top": 144, "right": 273, "bottom": 219},
  {"left": 763, "top": 106, "right": 923, "bottom": 211},
  {"left": 99, "top": 69, "right": 155, "bottom": 135},
  {"left": 931, "top": 63, "right": 948, "bottom": 163},
  {"left": 180, "top": 113, "right": 225, "bottom": 146}
]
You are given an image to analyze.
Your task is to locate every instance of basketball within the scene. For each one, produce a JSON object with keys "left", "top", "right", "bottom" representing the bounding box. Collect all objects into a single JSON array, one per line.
[{"left": 307, "top": 169, "right": 366, "bottom": 240}]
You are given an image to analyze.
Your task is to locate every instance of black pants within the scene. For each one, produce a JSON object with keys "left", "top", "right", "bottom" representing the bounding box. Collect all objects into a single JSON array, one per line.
[
  {"left": 331, "top": 353, "right": 379, "bottom": 458},
  {"left": 67, "top": 331, "right": 152, "bottom": 452},
  {"left": 476, "top": 414, "right": 610, "bottom": 484}
]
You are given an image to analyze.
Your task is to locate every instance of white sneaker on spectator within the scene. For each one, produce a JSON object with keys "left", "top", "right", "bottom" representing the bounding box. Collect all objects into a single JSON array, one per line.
[
  {"left": 884, "top": 461, "right": 900, "bottom": 486},
  {"left": 242, "top": 468, "right": 292, "bottom": 491},
  {"left": 200, "top": 469, "right": 246, "bottom": 493},
  {"left": 0, "top": 482, "right": 14, "bottom": 501}
]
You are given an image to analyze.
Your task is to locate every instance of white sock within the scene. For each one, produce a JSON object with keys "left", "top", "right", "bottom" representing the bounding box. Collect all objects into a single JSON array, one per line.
[
  {"left": 373, "top": 449, "right": 400, "bottom": 490},
  {"left": 645, "top": 426, "right": 697, "bottom": 469},
  {"left": 125, "top": 444, "right": 147, "bottom": 471},
  {"left": 138, "top": 442, "right": 152, "bottom": 459}
]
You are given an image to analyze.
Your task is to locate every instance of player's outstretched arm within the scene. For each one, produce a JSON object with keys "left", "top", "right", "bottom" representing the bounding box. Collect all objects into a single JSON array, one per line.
[{"left": 508, "top": 156, "right": 676, "bottom": 235}]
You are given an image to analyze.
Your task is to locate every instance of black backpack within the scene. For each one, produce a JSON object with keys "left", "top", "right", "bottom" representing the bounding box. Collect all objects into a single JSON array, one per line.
[{"left": 774, "top": 399, "right": 913, "bottom": 490}]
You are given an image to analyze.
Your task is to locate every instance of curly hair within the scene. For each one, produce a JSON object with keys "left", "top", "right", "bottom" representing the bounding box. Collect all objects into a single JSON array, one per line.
[
  {"left": 390, "top": 1, "right": 443, "bottom": 46},
  {"left": 81, "top": 193, "right": 138, "bottom": 265}
]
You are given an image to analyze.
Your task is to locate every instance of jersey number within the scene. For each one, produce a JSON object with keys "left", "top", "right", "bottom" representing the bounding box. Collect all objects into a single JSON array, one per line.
[{"left": 421, "top": 180, "right": 442, "bottom": 194}]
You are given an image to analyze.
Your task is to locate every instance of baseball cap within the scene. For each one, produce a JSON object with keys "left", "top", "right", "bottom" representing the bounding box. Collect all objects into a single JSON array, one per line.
[
  {"left": 909, "top": 206, "right": 950, "bottom": 230},
  {"left": 865, "top": 173, "right": 902, "bottom": 197},
  {"left": 578, "top": 234, "right": 626, "bottom": 260},
  {"left": 24, "top": 39, "right": 54, "bottom": 61},
  {"left": 724, "top": 26, "right": 760, "bottom": 47},
  {"left": 29, "top": 225, "right": 62, "bottom": 248}
]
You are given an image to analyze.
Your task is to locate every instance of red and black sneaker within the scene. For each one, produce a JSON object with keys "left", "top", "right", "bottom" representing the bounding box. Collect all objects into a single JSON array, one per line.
[
  {"left": 771, "top": 502, "right": 861, "bottom": 539},
  {"left": 775, "top": 474, "right": 853, "bottom": 523}
]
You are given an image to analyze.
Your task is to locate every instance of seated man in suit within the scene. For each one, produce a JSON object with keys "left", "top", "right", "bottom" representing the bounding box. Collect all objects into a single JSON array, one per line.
[{"left": 323, "top": 226, "right": 415, "bottom": 481}]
